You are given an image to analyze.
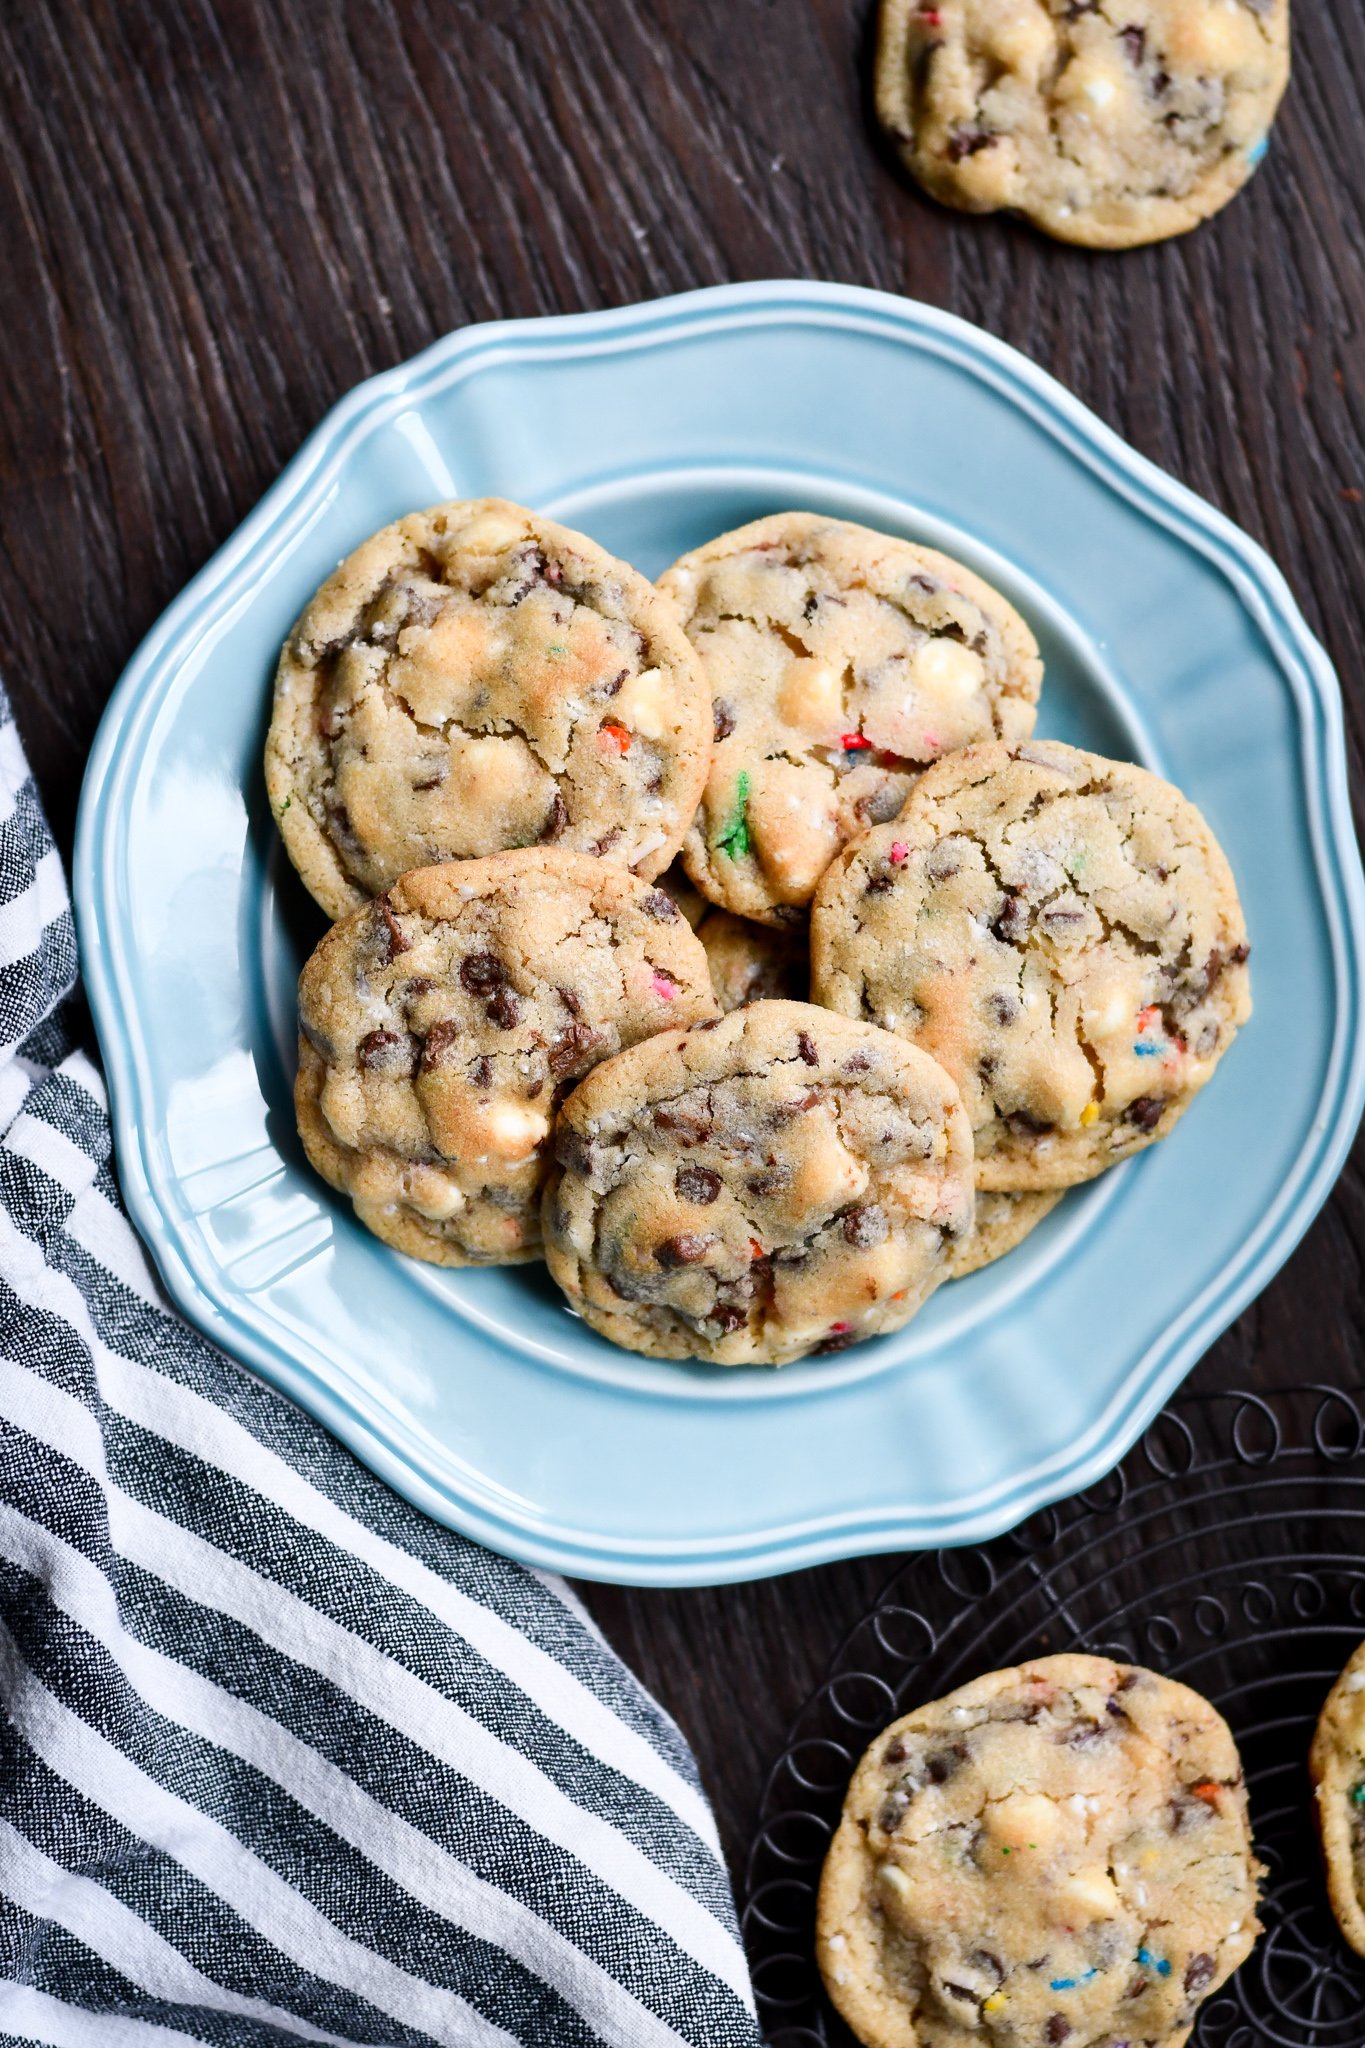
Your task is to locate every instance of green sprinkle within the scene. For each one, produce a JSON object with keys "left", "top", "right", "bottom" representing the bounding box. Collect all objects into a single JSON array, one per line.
[
  {"left": 1351, "top": 1783, "right": 1365, "bottom": 1807},
  {"left": 715, "top": 771, "right": 751, "bottom": 861},
  {"left": 547, "top": 642, "right": 566, "bottom": 658},
  {"left": 1000, "top": 1846, "right": 1011, "bottom": 1856},
  {"left": 276, "top": 796, "right": 292, "bottom": 819}
]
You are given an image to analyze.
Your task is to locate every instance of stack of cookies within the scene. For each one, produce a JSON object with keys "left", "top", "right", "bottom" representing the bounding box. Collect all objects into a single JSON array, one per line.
[{"left": 269, "top": 497, "right": 1250, "bottom": 1367}]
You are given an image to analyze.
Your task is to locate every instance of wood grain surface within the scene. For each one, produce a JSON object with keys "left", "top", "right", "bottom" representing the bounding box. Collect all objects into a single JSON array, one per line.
[{"left": 3, "top": 0, "right": 1363, "bottom": 1901}]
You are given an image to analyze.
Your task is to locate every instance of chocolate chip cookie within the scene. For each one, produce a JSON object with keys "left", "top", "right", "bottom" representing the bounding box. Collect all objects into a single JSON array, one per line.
[
  {"left": 697, "top": 909, "right": 808, "bottom": 1012},
  {"left": 542, "top": 1000, "right": 974, "bottom": 1365},
  {"left": 876, "top": 0, "right": 1290, "bottom": 251},
  {"left": 811, "top": 740, "right": 1251, "bottom": 1189},
  {"left": 817, "top": 1654, "right": 1261, "bottom": 2048},
  {"left": 950, "top": 1189, "right": 1060, "bottom": 1278},
  {"left": 295, "top": 851, "right": 717, "bottom": 1266},
  {"left": 267, "top": 499, "right": 712, "bottom": 919},
  {"left": 1310, "top": 1639, "right": 1365, "bottom": 1956},
  {"left": 658, "top": 513, "right": 1042, "bottom": 926}
]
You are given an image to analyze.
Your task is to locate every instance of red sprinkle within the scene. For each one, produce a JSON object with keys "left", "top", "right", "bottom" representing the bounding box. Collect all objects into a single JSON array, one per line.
[
  {"left": 599, "top": 719, "right": 631, "bottom": 755},
  {"left": 1190, "top": 1780, "right": 1222, "bottom": 1808},
  {"left": 890, "top": 841, "right": 908, "bottom": 865},
  {"left": 1137, "top": 1005, "right": 1161, "bottom": 1033},
  {"left": 918, "top": 6, "right": 942, "bottom": 20},
  {"left": 829, "top": 1321, "right": 851, "bottom": 1335},
  {"left": 749, "top": 1238, "right": 766, "bottom": 1261},
  {"left": 651, "top": 970, "right": 678, "bottom": 1001},
  {"left": 841, "top": 733, "right": 873, "bottom": 752}
]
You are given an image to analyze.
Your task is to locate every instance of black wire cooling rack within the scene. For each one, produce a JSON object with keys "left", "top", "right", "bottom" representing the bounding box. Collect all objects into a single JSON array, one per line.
[{"left": 743, "top": 1384, "right": 1365, "bottom": 2048}]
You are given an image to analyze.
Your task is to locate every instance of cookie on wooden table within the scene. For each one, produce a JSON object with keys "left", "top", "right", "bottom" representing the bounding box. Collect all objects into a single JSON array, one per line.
[
  {"left": 267, "top": 498, "right": 712, "bottom": 918},
  {"left": 295, "top": 851, "right": 717, "bottom": 1266},
  {"left": 875, "top": 0, "right": 1290, "bottom": 251}
]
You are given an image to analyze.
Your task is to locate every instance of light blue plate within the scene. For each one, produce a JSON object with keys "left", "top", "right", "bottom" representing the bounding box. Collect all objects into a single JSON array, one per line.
[{"left": 75, "top": 282, "right": 1365, "bottom": 1586}]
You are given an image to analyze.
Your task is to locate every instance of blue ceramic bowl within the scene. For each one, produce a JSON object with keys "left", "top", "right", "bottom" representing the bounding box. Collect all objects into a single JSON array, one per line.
[{"left": 74, "top": 282, "right": 1365, "bottom": 1585}]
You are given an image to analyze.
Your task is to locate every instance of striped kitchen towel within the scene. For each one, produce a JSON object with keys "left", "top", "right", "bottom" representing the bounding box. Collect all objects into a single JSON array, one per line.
[{"left": 0, "top": 683, "right": 761, "bottom": 2048}]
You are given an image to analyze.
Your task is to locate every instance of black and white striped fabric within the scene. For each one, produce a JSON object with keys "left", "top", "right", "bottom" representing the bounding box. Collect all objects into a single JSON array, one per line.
[{"left": 0, "top": 686, "right": 761, "bottom": 2048}]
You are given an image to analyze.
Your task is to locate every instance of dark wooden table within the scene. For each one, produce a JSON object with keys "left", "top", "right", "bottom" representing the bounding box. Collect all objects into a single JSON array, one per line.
[{"left": 4, "top": 0, "right": 1363, "bottom": 1893}]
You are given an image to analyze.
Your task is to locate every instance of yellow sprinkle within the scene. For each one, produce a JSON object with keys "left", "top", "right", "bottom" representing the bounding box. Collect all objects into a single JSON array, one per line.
[
  {"left": 1081, "top": 1102, "right": 1100, "bottom": 1126},
  {"left": 983, "top": 1994, "right": 1006, "bottom": 2013}
]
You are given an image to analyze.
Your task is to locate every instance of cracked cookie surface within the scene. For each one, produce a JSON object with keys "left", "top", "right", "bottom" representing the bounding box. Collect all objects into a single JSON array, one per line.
[
  {"left": 697, "top": 908, "right": 809, "bottom": 1012},
  {"left": 875, "top": 0, "right": 1290, "bottom": 251},
  {"left": 267, "top": 498, "right": 711, "bottom": 919},
  {"left": 810, "top": 739, "right": 1251, "bottom": 1189},
  {"left": 817, "top": 1653, "right": 1261, "bottom": 2048},
  {"left": 295, "top": 851, "right": 718, "bottom": 1266},
  {"left": 658, "top": 513, "right": 1042, "bottom": 926},
  {"left": 1309, "top": 1639, "right": 1365, "bottom": 1957},
  {"left": 542, "top": 1000, "right": 974, "bottom": 1365},
  {"left": 950, "top": 1188, "right": 1061, "bottom": 1277}
]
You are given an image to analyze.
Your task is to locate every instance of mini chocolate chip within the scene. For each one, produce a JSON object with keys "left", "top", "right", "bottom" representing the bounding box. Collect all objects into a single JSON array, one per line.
[
  {"left": 412, "top": 770, "right": 446, "bottom": 791},
  {"left": 746, "top": 1166, "right": 788, "bottom": 1198},
  {"left": 378, "top": 896, "right": 411, "bottom": 959},
  {"left": 946, "top": 126, "right": 996, "bottom": 162},
  {"left": 1045, "top": 2019, "right": 1071, "bottom": 2046},
  {"left": 1126, "top": 1095, "right": 1164, "bottom": 1132},
  {"left": 526, "top": 1078, "right": 544, "bottom": 1099},
  {"left": 797, "top": 1030, "right": 819, "bottom": 1066},
  {"left": 557, "top": 985, "right": 582, "bottom": 1016},
  {"left": 978, "top": 1054, "right": 999, "bottom": 1082},
  {"left": 591, "top": 828, "right": 622, "bottom": 857},
  {"left": 843, "top": 1204, "right": 888, "bottom": 1249},
  {"left": 420, "top": 1019, "right": 461, "bottom": 1070},
  {"left": 925, "top": 1746, "right": 965, "bottom": 1784},
  {"left": 549, "top": 1020, "right": 604, "bottom": 1076},
  {"left": 709, "top": 1304, "right": 746, "bottom": 1334},
  {"left": 1184, "top": 1953, "right": 1215, "bottom": 1995},
  {"left": 486, "top": 985, "right": 521, "bottom": 1030},
  {"left": 470, "top": 1055, "right": 493, "bottom": 1089},
  {"left": 884, "top": 1738, "right": 908, "bottom": 1764},
  {"left": 676, "top": 1165, "right": 722, "bottom": 1204},
  {"left": 909, "top": 572, "right": 941, "bottom": 594},
  {"left": 1006, "top": 1109, "right": 1053, "bottom": 1137},
  {"left": 460, "top": 952, "right": 507, "bottom": 994},
  {"left": 541, "top": 791, "right": 569, "bottom": 841},
  {"left": 816, "top": 1331, "right": 857, "bottom": 1354},
  {"left": 991, "top": 893, "right": 1029, "bottom": 944},
  {"left": 405, "top": 976, "right": 436, "bottom": 997},
  {"left": 844, "top": 1051, "right": 872, "bottom": 1073},
  {"left": 358, "top": 1028, "right": 416, "bottom": 1075},
  {"left": 865, "top": 871, "right": 896, "bottom": 895},
  {"left": 1231, "top": 942, "right": 1250, "bottom": 964},
  {"left": 1119, "top": 21, "right": 1146, "bottom": 63},
  {"left": 925, "top": 846, "right": 961, "bottom": 883},
  {"left": 772, "top": 1089, "right": 821, "bottom": 1122},
  {"left": 656, "top": 1233, "right": 711, "bottom": 1267},
  {"left": 655, "top": 1106, "right": 713, "bottom": 1145},
  {"left": 642, "top": 889, "right": 678, "bottom": 921},
  {"left": 713, "top": 701, "right": 736, "bottom": 741}
]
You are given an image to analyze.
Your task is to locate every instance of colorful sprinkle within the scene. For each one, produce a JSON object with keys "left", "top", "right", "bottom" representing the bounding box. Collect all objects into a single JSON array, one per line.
[
  {"left": 716, "top": 771, "right": 751, "bottom": 861},
  {"left": 1136, "top": 1949, "right": 1171, "bottom": 1977},
  {"left": 1080, "top": 1102, "right": 1099, "bottom": 1126},
  {"left": 1137, "top": 1006, "right": 1160, "bottom": 1032},
  {"left": 1049, "top": 1970, "right": 1097, "bottom": 1992},
  {"left": 890, "top": 841, "right": 908, "bottom": 865},
  {"left": 1351, "top": 1783, "right": 1365, "bottom": 1807},
  {"left": 1190, "top": 1780, "right": 1223, "bottom": 1808},
  {"left": 651, "top": 970, "right": 678, "bottom": 1002},
  {"left": 841, "top": 732, "right": 873, "bottom": 752},
  {"left": 1247, "top": 134, "right": 1269, "bottom": 166},
  {"left": 829, "top": 1321, "right": 851, "bottom": 1335},
  {"left": 982, "top": 1993, "right": 1006, "bottom": 2014},
  {"left": 599, "top": 719, "right": 631, "bottom": 755},
  {"left": 1134, "top": 1042, "right": 1160, "bottom": 1057},
  {"left": 749, "top": 1238, "right": 766, "bottom": 1262}
]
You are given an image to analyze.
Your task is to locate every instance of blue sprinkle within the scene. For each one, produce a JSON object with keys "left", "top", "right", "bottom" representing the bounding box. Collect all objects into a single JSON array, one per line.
[
  {"left": 1050, "top": 1978, "right": 1077, "bottom": 1992},
  {"left": 1133, "top": 1043, "right": 1160, "bottom": 1056},
  {"left": 1136, "top": 1948, "right": 1172, "bottom": 1977},
  {"left": 1247, "top": 134, "right": 1270, "bottom": 166}
]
